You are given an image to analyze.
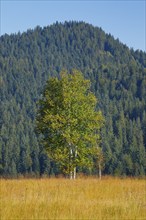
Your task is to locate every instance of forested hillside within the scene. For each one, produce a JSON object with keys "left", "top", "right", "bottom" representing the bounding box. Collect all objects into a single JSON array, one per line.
[{"left": 0, "top": 21, "right": 146, "bottom": 177}]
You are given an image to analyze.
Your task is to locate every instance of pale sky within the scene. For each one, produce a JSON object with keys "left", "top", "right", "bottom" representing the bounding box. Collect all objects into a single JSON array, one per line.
[{"left": 0, "top": 0, "right": 145, "bottom": 51}]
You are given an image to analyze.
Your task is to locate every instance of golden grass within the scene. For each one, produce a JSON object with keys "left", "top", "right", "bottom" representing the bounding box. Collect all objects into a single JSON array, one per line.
[{"left": 0, "top": 177, "right": 146, "bottom": 219}]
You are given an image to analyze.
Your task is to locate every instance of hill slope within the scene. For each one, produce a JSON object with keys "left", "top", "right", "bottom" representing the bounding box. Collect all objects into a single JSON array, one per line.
[{"left": 0, "top": 21, "right": 146, "bottom": 177}]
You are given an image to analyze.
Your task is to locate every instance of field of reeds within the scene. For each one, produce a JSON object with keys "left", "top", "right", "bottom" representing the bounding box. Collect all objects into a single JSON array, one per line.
[{"left": 0, "top": 177, "right": 145, "bottom": 219}]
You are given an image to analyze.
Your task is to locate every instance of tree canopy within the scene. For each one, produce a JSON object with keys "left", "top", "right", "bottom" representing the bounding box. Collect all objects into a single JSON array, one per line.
[
  {"left": 0, "top": 21, "right": 145, "bottom": 177},
  {"left": 36, "top": 70, "right": 104, "bottom": 178}
]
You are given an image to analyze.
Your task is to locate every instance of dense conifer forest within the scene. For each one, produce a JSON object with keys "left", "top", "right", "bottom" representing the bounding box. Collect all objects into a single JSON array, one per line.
[{"left": 0, "top": 21, "right": 146, "bottom": 177}]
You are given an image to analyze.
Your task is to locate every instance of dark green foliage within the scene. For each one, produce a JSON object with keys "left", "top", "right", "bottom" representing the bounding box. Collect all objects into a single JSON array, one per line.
[{"left": 0, "top": 21, "right": 145, "bottom": 177}]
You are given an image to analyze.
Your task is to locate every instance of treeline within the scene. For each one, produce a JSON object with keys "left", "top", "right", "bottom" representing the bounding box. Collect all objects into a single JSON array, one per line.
[{"left": 0, "top": 21, "right": 145, "bottom": 177}]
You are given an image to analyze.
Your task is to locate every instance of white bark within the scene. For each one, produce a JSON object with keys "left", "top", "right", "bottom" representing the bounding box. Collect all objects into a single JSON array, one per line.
[
  {"left": 99, "top": 162, "right": 101, "bottom": 180},
  {"left": 70, "top": 147, "right": 73, "bottom": 179},
  {"left": 70, "top": 171, "right": 73, "bottom": 179},
  {"left": 73, "top": 167, "right": 76, "bottom": 179},
  {"left": 73, "top": 146, "right": 77, "bottom": 179},
  {"left": 69, "top": 145, "right": 78, "bottom": 179}
]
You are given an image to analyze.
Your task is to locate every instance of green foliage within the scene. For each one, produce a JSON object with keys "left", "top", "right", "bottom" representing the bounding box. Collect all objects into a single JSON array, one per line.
[
  {"left": 36, "top": 70, "right": 104, "bottom": 176},
  {"left": 0, "top": 21, "right": 145, "bottom": 177}
]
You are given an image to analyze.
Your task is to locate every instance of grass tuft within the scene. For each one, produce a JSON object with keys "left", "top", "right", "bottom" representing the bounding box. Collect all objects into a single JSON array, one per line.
[{"left": 0, "top": 177, "right": 146, "bottom": 219}]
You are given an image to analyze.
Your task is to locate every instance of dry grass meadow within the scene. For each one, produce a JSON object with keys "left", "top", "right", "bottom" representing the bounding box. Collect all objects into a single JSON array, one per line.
[{"left": 0, "top": 177, "right": 146, "bottom": 220}]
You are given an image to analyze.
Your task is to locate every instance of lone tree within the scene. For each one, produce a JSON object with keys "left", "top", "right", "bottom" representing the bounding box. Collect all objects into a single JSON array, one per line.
[{"left": 36, "top": 70, "right": 104, "bottom": 179}]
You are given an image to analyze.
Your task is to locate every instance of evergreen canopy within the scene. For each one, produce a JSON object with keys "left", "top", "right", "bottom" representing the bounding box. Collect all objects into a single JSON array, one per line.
[{"left": 0, "top": 21, "right": 145, "bottom": 177}]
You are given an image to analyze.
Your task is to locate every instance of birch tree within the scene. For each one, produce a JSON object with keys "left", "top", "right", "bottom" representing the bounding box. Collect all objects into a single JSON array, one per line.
[
  {"left": 94, "top": 147, "right": 104, "bottom": 179},
  {"left": 36, "top": 70, "right": 104, "bottom": 179}
]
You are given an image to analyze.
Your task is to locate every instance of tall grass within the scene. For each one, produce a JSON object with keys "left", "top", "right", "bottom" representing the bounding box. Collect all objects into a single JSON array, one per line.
[{"left": 1, "top": 177, "right": 145, "bottom": 219}]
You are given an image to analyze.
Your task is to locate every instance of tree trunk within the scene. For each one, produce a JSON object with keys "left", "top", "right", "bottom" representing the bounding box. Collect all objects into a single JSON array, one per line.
[
  {"left": 73, "top": 167, "right": 76, "bottom": 179},
  {"left": 99, "top": 162, "right": 102, "bottom": 180},
  {"left": 73, "top": 146, "right": 77, "bottom": 179},
  {"left": 70, "top": 171, "right": 73, "bottom": 179},
  {"left": 69, "top": 145, "right": 77, "bottom": 179},
  {"left": 69, "top": 146, "right": 73, "bottom": 179}
]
